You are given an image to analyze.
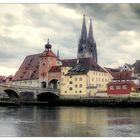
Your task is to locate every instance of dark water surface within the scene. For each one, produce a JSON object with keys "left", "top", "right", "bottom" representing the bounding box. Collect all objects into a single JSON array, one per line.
[{"left": 0, "top": 106, "right": 140, "bottom": 137}]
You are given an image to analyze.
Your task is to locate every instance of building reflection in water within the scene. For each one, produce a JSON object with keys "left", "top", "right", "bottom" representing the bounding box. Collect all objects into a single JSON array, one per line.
[
  {"left": 0, "top": 106, "right": 140, "bottom": 136},
  {"left": 55, "top": 107, "right": 108, "bottom": 136}
]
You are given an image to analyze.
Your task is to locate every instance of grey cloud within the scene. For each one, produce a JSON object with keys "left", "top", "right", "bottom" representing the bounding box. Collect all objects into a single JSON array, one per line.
[
  {"left": 62, "top": 4, "right": 140, "bottom": 32},
  {"left": 23, "top": 4, "right": 79, "bottom": 33},
  {"left": 1, "top": 4, "right": 140, "bottom": 76},
  {"left": 3, "top": 13, "right": 18, "bottom": 26},
  {"left": 130, "top": 4, "right": 140, "bottom": 19}
]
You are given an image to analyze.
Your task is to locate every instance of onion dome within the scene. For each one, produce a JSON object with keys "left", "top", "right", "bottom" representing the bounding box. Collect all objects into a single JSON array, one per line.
[{"left": 45, "top": 39, "right": 52, "bottom": 51}]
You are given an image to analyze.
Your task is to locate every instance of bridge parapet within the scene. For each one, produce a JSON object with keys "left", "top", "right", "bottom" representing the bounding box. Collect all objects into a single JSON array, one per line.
[{"left": 0, "top": 84, "right": 60, "bottom": 100}]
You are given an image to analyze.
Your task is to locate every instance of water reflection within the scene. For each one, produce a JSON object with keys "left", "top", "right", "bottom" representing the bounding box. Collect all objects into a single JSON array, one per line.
[{"left": 0, "top": 106, "right": 140, "bottom": 136}]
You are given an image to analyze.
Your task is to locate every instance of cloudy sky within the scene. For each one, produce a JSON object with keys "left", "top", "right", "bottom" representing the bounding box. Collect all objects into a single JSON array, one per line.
[{"left": 0, "top": 3, "right": 140, "bottom": 76}]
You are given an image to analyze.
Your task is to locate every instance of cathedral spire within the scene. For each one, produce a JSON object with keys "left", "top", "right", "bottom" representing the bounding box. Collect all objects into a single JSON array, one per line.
[
  {"left": 77, "top": 14, "right": 87, "bottom": 58},
  {"left": 80, "top": 14, "right": 87, "bottom": 40},
  {"left": 88, "top": 18, "right": 94, "bottom": 43}
]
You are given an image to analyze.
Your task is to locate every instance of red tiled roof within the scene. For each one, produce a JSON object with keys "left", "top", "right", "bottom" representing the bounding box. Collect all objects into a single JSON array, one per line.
[
  {"left": 61, "top": 59, "right": 77, "bottom": 67},
  {"left": 104, "top": 67, "right": 120, "bottom": 75},
  {"left": 12, "top": 53, "right": 41, "bottom": 81},
  {"left": 112, "top": 71, "right": 133, "bottom": 80},
  {"left": 108, "top": 81, "right": 135, "bottom": 86},
  {"left": 40, "top": 50, "right": 57, "bottom": 58},
  {"left": 105, "top": 67, "right": 134, "bottom": 80},
  {"left": 49, "top": 66, "right": 61, "bottom": 72}
]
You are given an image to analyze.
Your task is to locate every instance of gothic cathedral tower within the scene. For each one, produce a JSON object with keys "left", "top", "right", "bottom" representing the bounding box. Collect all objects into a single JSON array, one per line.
[{"left": 77, "top": 15, "right": 97, "bottom": 63}]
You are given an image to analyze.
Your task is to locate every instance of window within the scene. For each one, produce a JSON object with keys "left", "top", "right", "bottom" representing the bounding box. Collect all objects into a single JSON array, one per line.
[
  {"left": 69, "top": 81, "right": 73, "bottom": 84},
  {"left": 65, "top": 91, "right": 67, "bottom": 93},
  {"left": 92, "top": 78, "right": 94, "bottom": 81},
  {"left": 75, "top": 91, "right": 77, "bottom": 93},
  {"left": 110, "top": 86, "right": 114, "bottom": 90},
  {"left": 79, "top": 77, "right": 82, "bottom": 81},
  {"left": 43, "top": 63, "right": 45, "bottom": 66},
  {"left": 75, "top": 78, "right": 77, "bottom": 81},
  {"left": 63, "top": 72, "right": 65, "bottom": 75},
  {"left": 123, "top": 85, "right": 127, "bottom": 89},
  {"left": 70, "top": 76, "right": 72, "bottom": 78},
  {"left": 69, "top": 87, "right": 73, "bottom": 90},
  {"left": 75, "top": 84, "right": 78, "bottom": 88},
  {"left": 79, "top": 91, "right": 82, "bottom": 93},
  {"left": 116, "top": 85, "right": 121, "bottom": 89},
  {"left": 79, "top": 84, "right": 82, "bottom": 88}
]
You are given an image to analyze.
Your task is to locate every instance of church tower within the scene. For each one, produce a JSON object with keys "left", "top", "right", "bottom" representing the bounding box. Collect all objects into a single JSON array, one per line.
[
  {"left": 39, "top": 39, "right": 58, "bottom": 88},
  {"left": 77, "top": 15, "right": 97, "bottom": 63}
]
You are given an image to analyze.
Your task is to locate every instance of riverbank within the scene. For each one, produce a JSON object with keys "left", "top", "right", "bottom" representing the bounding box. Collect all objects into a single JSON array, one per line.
[
  {"left": 1, "top": 97, "right": 140, "bottom": 107},
  {"left": 48, "top": 97, "right": 140, "bottom": 107}
]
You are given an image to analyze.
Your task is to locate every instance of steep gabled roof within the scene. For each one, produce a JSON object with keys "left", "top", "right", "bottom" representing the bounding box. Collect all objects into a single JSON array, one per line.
[
  {"left": 12, "top": 53, "right": 41, "bottom": 81},
  {"left": 112, "top": 71, "right": 134, "bottom": 80}
]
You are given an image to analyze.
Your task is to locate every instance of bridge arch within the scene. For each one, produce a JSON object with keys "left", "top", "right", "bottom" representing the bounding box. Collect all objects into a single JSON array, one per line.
[
  {"left": 41, "top": 81, "right": 47, "bottom": 88},
  {"left": 48, "top": 79, "right": 59, "bottom": 89},
  {"left": 4, "top": 89, "right": 20, "bottom": 99},
  {"left": 37, "top": 92, "right": 59, "bottom": 101}
]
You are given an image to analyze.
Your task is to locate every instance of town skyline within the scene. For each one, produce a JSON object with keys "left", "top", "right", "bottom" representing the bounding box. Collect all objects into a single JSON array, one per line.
[{"left": 1, "top": 4, "right": 140, "bottom": 76}]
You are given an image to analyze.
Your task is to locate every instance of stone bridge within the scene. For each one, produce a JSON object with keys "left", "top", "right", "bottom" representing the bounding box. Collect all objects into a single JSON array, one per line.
[{"left": 0, "top": 84, "right": 60, "bottom": 101}]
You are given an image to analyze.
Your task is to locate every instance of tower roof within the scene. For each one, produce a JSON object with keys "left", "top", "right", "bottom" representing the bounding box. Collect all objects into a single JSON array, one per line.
[
  {"left": 45, "top": 39, "right": 52, "bottom": 51},
  {"left": 80, "top": 14, "right": 87, "bottom": 41},
  {"left": 88, "top": 18, "right": 94, "bottom": 44}
]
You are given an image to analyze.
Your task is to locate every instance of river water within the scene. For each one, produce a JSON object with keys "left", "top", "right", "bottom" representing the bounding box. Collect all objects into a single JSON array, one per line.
[{"left": 0, "top": 106, "right": 140, "bottom": 137}]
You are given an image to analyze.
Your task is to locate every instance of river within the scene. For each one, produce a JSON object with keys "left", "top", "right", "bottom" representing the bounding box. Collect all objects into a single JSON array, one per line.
[{"left": 0, "top": 106, "right": 140, "bottom": 137}]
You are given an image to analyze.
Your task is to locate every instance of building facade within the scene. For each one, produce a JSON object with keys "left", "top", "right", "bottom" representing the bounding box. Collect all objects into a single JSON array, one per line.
[
  {"left": 12, "top": 40, "right": 61, "bottom": 89},
  {"left": 60, "top": 58, "right": 111, "bottom": 97}
]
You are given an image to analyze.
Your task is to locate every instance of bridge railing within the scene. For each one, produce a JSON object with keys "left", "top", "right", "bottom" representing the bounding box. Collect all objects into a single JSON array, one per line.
[{"left": 0, "top": 84, "right": 60, "bottom": 92}]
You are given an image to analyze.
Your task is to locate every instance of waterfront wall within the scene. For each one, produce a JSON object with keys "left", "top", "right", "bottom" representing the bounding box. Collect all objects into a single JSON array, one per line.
[{"left": 48, "top": 97, "right": 140, "bottom": 107}]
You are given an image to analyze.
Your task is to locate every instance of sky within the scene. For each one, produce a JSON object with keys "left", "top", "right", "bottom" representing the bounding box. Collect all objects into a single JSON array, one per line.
[{"left": 0, "top": 3, "right": 140, "bottom": 76}]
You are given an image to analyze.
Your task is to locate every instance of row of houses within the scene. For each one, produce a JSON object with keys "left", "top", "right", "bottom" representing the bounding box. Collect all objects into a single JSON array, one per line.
[{"left": 1, "top": 15, "right": 140, "bottom": 98}]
